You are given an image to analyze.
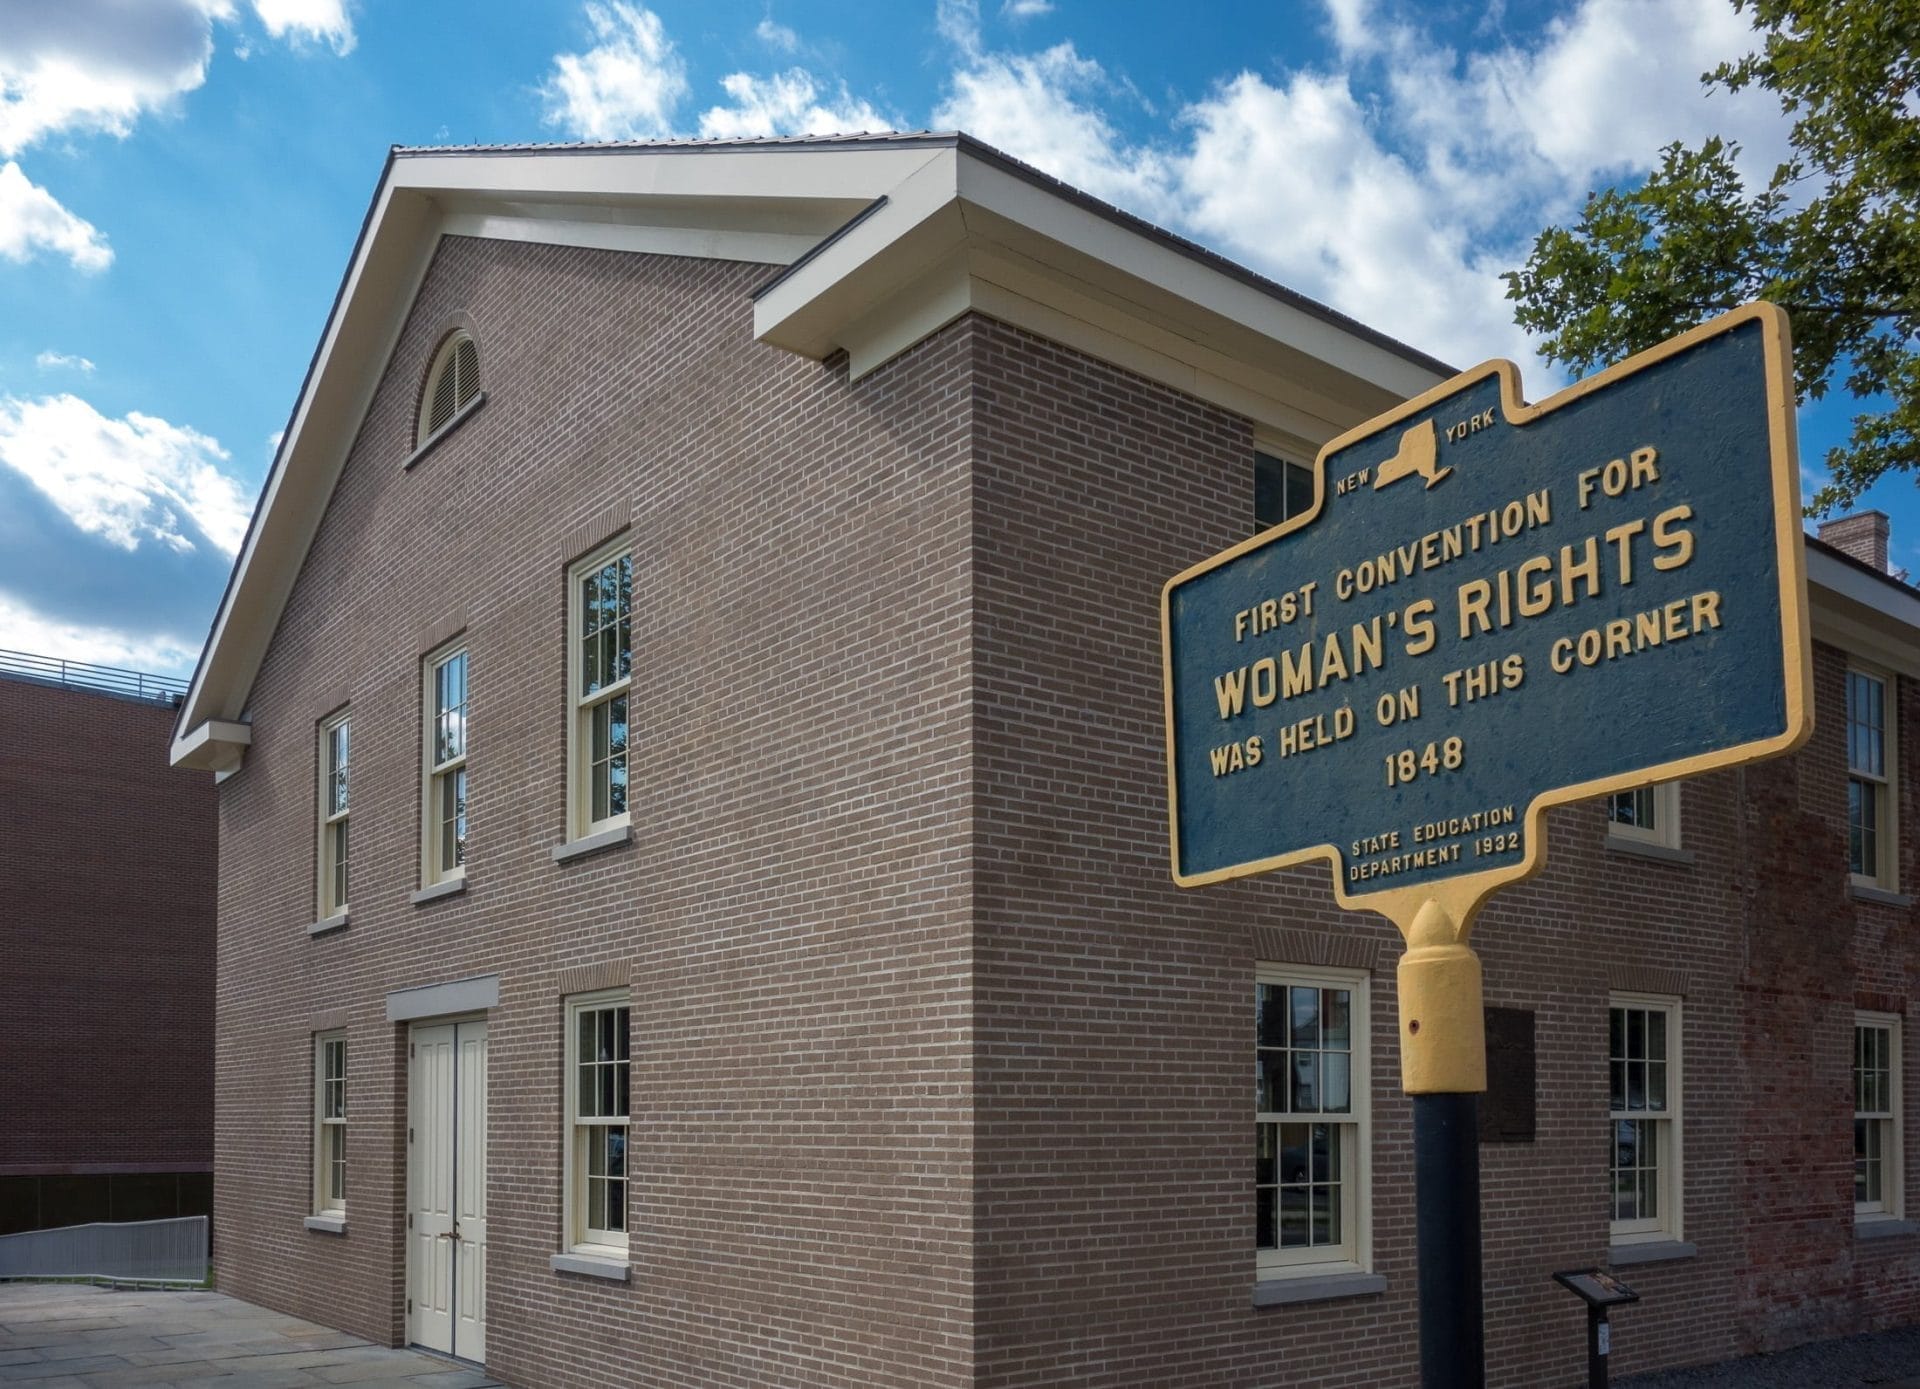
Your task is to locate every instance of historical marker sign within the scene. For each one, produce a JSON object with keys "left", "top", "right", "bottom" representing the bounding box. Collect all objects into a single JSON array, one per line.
[{"left": 1162, "top": 303, "right": 1812, "bottom": 911}]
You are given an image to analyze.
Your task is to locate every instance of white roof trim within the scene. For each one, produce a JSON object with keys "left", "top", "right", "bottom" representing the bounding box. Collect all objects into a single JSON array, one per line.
[{"left": 160, "top": 136, "right": 1554, "bottom": 768}]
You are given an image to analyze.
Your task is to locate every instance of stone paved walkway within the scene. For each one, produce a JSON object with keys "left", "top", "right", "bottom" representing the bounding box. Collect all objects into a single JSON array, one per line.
[{"left": 0, "top": 1284, "right": 503, "bottom": 1387}]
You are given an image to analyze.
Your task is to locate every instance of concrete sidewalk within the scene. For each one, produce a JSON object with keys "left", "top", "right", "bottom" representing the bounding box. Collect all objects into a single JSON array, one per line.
[
  {"left": 1616, "top": 1323, "right": 1920, "bottom": 1389},
  {"left": 0, "top": 1283, "right": 503, "bottom": 1387}
]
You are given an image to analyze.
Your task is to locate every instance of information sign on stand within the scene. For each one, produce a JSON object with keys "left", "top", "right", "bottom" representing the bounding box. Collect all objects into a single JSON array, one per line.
[{"left": 1161, "top": 304, "right": 1812, "bottom": 1388}]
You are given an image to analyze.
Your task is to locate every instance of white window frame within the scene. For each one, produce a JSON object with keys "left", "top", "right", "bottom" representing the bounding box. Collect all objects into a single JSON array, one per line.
[
  {"left": 1847, "top": 664, "right": 1899, "bottom": 890},
  {"left": 317, "top": 709, "right": 351, "bottom": 918},
  {"left": 421, "top": 641, "right": 469, "bottom": 887},
  {"left": 566, "top": 537, "right": 633, "bottom": 841},
  {"left": 313, "top": 1032, "right": 346, "bottom": 1216},
  {"left": 1856, "top": 1011, "right": 1904, "bottom": 1224},
  {"left": 417, "top": 331, "right": 479, "bottom": 446},
  {"left": 1255, "top": 962, "right": 1371, "bottom": 1281},
  {"left": 563, "top": 989, "right": 631, "bottom": 1258},
  {"left": 1607, "top": 993, "right": 1682, "bottom": 1246},
  {"left": 1606, "top": 782, "right": 1681, "bottom": 851}
]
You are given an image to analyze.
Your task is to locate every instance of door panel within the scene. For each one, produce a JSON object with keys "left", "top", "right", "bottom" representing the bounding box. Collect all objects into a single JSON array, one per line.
[
  {"left": 454, "top": 1022, "right": 488, "bottom": 1363},
  {"left": 407, "top": 1026, "right": 455, "bottom": 1356}
]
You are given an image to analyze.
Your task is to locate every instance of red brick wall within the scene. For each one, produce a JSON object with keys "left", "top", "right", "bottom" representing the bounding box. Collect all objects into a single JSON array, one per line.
[
  {"left": 0, "top": 680, "right": 216, "bottom": 1183},
  {"left": 212, "top": 236, "right": 975, "bottom": 1388}
]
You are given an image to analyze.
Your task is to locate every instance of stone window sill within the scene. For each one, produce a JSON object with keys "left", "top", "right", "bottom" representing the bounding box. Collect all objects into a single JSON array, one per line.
[
  {"left": 551, "top": 823, "right": 632, "bottom": 864},
  {"left": 403, "top": 392, "right": 487, "bottom": 471},
  {"left": 550, "top": 1252, "right": 629, "bottom": 1281},
  {"left": 1856, "top": 1217, "right": 1918, "bottom": 1241},
  {"left": 307, "top": 910, "right": 349, "bottom": 937},
  {"left": 1849, "top": 881, "right": 1914, "bottom": 908},
  {"left": 410, "top": 876, "right": 467, "bottom": 906},
  {"left": 1609, "top": 1239, "right": 1697, "bottom": 1266},
  {"left": 1605, "top": 835, "right": 1695, "bottom": 867},
  {"left": 304, "top": 1214, "right": 347, "bottom": 1235},
  {"left": 1252, "top": 1272, "right": 1387, "bottom": 1306}
]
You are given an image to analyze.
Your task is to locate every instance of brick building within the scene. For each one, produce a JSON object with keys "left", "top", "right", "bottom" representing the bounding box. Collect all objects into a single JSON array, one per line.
[
  {"left": 1, "top": 656, "right": 216, "bottom": 1235},
  {"left": 168, "top": 134, "right": 1920, "bottom": 1386}
]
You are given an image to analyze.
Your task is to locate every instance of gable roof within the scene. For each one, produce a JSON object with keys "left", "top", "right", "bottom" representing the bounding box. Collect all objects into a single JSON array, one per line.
[{"left": 169, "top": 131, "right": 1457, "bottom": 770}]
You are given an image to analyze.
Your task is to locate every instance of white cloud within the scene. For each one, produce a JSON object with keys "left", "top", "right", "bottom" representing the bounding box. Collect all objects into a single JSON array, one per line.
[
  {"left": 935, "top": 42, "right": 1171, "bottom": 216},
  {"left": 0, "top": 0, "right": 229, "bottom": 156},
  {"left": 541, "top": 3, "right": 689, "bottom": 141},
  {"left": 35, "top": 349, "right": 96, "bottom": 373},
  {"left": 0, "top": 590, "right": 201, "bottom": 677},
  {"left": 0, "top": 162, "right": 111, "bottom": 272},
  {"left": 0, "top": 393, "right": 251, "bottom": 557},
  {"left": 249, "top": 0, "right": 355, "bottom": 55},
  {"left": 698, "top": 69, "right": 889, "bottom": 140},
  {"left": 1002, "top": 0, "right": 1054, "bottom": 17},
  {"left": 923, "top": 0, "right": 1795, "bottom": 370},
  {"left": 754, "top": 17, "right": 799, "bottom": 53},
  {"left": 1174, "top": 71, "right": 1524, "bottom": 366}
]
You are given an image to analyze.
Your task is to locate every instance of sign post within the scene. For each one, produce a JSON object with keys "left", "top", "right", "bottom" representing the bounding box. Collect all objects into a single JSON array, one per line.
[{"left": 1162, "top": 304, "right": 1811, "bottom": 1388}]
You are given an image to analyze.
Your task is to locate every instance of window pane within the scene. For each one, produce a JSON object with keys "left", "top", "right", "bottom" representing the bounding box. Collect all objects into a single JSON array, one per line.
[
  {"left": 1289, "top": 986, "right": 1318, "bottom": 1049},
  {"left": 615, "top": 1006, "right": 631, "bottom": 1061},
  {"left": 1255, "top": 1124, "right": 1276, "bottom": 1185},
  {"left": 1311, "top": 1184, "right": 1335, "bottom": 1246},
  {"left": 1290, "top": 1052, "right": 1320, "bottom": 1113},
  {"left": 1609, "top": 1060, "right": 1625, "bottom": 1113},
  {"left": 1321, "top": 989, "right": 1351, "bottom": 1048},
  {"left": 1322, "top": 1053, "right": 1351, "bottom": 1114},
  {"left": 1255, "top": 1184, "right": 1275, "bottom": 1250},
  {"left": 1256, "top": 984, "right": 1286, "bottom": 1047},
  {"left": 1258, "top": 1052, "right": 1286, "bottom": 1114}
]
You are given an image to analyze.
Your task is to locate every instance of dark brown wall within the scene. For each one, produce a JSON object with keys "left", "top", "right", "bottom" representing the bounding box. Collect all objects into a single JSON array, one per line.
[
  {"left": 213, "top": 232, "right": 1920, "bottom": 1388},
  {"left": 0, "top": 677, "right": 216, "bottom": 1231},
  {"left": 213, "top": 236, "right": 975, "bottom": 1388}
]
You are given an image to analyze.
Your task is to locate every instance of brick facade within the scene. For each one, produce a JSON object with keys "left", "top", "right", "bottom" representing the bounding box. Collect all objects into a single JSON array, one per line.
[
  {"left": 211, "top": 232, "right": 1920, "bottom": 1386},
  {"left": 0, "top": 677, "right": 216, "bottom": 1234}
]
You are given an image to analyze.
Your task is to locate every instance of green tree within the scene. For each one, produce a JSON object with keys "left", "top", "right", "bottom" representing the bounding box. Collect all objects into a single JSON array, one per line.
[{"left": 1503, "top": 0, "right": 1919, "bottom": 514}]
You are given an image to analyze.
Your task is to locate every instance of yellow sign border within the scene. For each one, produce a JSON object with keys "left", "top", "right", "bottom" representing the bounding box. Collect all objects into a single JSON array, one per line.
[{"left": 1161, "top": 301, "right": 1814, "bottom": 930}]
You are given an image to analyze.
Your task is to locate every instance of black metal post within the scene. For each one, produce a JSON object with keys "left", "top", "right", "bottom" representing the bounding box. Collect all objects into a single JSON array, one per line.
[
  {"left": 1413, "top": 1092, "right": 1485, "bottom": 1389},
  {"left": 1588, "top": 1307, "right": 1610, "bottom": 1389}
]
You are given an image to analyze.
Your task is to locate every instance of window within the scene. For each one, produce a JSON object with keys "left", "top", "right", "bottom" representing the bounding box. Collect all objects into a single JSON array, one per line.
[
  {"left": 1608, "top": 995, "right": 1681, "bottom": 1244},
  {"left": 1256, "top": 965, "right": 1370, "bottom": 1278},
  {"left": 423, "top": 644, "right": 469, "bottom": 885},
  {"left": 419, "top": 332, "right": 480, "bottom": 445},
  {"left": 314, "top": 1033, "right": 346, "bottom": 1214},
  {"left": 1254, "top": 450, "right": 1314, "bottom": 532},
  {"left": 1848, "top": 667, "right": 1897, "bottom": 887},
  {"left": 1856, "top": 1013, "right": 1903, "bottom": 1222},
  {"left": 564, "top": 992, "right": 630, "bottom": 1256},
  {"left": 1607, "top": 783, "right": 1680, "bottom": 850},
  {"left": 567, "top": 539, "right": 632, "bottom": 839},
  {"left": 317, "top": 710, "right": 350, "bottom": 917}
]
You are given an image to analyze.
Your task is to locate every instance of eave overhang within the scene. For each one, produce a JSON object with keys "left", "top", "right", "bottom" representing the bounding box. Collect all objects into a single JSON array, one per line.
[
  {"left": 217, "top": 133, "right": 1920, "bottom": 778},
  {"left": 1807, "top": 539, "right": 1920, "bottom": 678}
]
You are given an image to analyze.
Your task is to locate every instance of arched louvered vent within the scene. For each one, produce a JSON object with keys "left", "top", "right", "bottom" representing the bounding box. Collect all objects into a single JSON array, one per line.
[{"left": 419, "top": 333, "right": 479, "bottom": 444}]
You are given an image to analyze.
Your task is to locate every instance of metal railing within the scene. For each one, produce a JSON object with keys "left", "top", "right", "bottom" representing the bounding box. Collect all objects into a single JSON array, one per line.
[
  {"left": 0, "top": 648, "right": 189, "bottom": 706},
  {"left": 0, "top": 1216, "right": 208, "bottom": 1286}
]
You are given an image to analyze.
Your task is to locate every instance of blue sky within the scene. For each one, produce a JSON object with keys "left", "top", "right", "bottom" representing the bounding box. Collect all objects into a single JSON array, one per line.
[{"left": 0, "top": 0, "right": 1907, "bottom": 679}]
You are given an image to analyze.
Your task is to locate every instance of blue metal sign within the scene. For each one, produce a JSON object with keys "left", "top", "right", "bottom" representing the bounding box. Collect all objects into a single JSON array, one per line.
[{"left": 1162, "top": 304, "right": 1811, "bottom": 906}]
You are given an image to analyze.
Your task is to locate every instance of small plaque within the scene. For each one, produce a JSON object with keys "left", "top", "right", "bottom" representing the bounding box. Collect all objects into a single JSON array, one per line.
[
  {"left": 1479, "top": 1006, "right": 1536, "bottom": 1143},
  {"left": 1554, "top": 1268, "right": 1641, "bottom": 1308}
]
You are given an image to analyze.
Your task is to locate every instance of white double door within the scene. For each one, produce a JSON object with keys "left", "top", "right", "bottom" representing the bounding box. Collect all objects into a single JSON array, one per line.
[{"left": 408, "top": 1019, "right": 488, "bottom": 1362}]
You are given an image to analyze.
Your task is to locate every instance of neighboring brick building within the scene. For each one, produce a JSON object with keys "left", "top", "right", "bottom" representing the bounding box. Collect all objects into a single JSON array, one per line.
[
  {"left": 0, "top": 656, "right": 216, "bottom": 1235},
  {"left": 168, "top": 134, "right": 1920, "bottom": 1386}
]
